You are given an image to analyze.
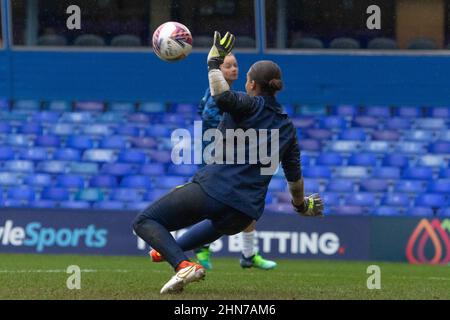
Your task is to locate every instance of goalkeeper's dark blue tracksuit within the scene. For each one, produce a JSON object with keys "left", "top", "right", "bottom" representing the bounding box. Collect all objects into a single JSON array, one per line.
[{"left": 133, "top": 90, "right": 301, "bottom": 269}]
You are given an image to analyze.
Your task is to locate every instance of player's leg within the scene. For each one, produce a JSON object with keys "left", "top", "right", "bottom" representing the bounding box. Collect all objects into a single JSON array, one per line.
[{"left": 240, "top": 221, "right": 278, "bottom": 270}]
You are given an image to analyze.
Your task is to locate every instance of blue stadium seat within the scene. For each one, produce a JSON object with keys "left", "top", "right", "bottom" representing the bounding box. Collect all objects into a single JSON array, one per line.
[
  {"left": 101, "top": 163, "right": 136, "bottom": 176},
  {"left": 162, "top": 114, "right": 187, "bottom": 126},
  {"left": 146, "top": 125, "right": 171, "bottom": 137},
  {"left": 417, "top": 155, "right": 446, "bottom": 167},
  {"left": 439, "top": 168, "right": 450, "bottom": 178},
  {"left": 372, "top": 167, "right": 401, "bottom": 179},
  {"left": 6, "top": 134, "right": 32, "bottom": 147},
  {"left": 316, "top": 153, "right": 343, "bottom": 166},
  {"left": 127, "top": 202, "right": 150, "bottom": 211},
  {"left": 371, "top": 130, "right": 400, "bottom": 141},
  {"left": 429, "top": 141, "right": 450, "bottom": 154},
  {"left": 348, "top": 153, "right": 377, "bottom": 166},
  {"left": 0, "top": 98, "right": 9, "bottom": 110},
  {"left": 109, "top": 102, "right": 135, "bottom": 113},
  {"left": 60, "top": 112, "right": 93, "bottom": 123},
  {"left": 60, "top": 201, "right": 91, "bottom": 209},
  {"left": 98, "top": 112, "right": 127, "bottom": 123},
  {"left": 140, "top": 164, "right": 166, "bottom": 176},
  {"left": 19, "top": 148, "right": 48, "bottom": 161},
  {"left": 396, "top": 142, "right": 427, "bottom": 154},
  {"left": 129, "top": 137, "right": 157, "bottom": 149},
  {"left": 303, "top": 179, "right": 320, "bottom": 193},
  {"left": 116, "top": 125, "right": 141, "bottom": 137},
  {"left": 32, "top": 111, "right": 61, "bottom": 123},
  {"left": 302, "top": 166, "right": 331, "bottom": 179},
  {"left": 7, "top": 186, "right": 35, "bottom": 201},
  {"left": 0, "top": 122, "right": 12, "bottom": 134},
  {"left": 334, "top": 105, "right": 358, "bottom": 117},
  {"left": 301, "top": 154, "right": 311, "bottom": 167},
  {"left": 30, "top": 200, "right": 58, "bottom": 209},
  {"left": 264, "top": 203, "right": 295, "bottom": 214},
  {"left": 4, "top": 160, "right": 34, "bottom": 173},
  {"left": 146, "top": 189, "right": 170, "bottom": 201},
  {"left": 364, "top": 105, "right": 391, "bottom": 118},
  {"left": 41, "top": 187, "right": 70, "bottom": 201},
  {"left": 326, "top": 179, "right": 353, "bottom": 192},
  {"left": 382, "top": 194, "right": 410, "bottom": 207},
  {"left": 291, "top": 117, "right": 315, "bottom": 129},
  {"left": 68, "top": 162, "right": 99, "bottom": 175},
  {"left": 345, "top": 193, "right": 376, "bottom": 206},
  {"left": 128, "top": 113, "right": 151, "bottom": 124},
  {"left": 430, "top": 106, "right": 450, "bottom": 118},
  {"left": 382, "top": 154, "right": 409, "bottom": 168},
  {"left": 89, "top": 175, "right": 118, "bottom": 188},
  {"left": 0, "top": 172, "right": 21, "bottom": 186},
  {"left": 66, "top": 135, "right": 94, "bottom": 149},
  {"left": 403, "top": 167, "right": 433, "bottom": 180},
  {"left": 353, "top": 116, "right": 378, "bottom": 128},
  {"left": 305, "top": 129, "right": 333, "bottom": 140},
  {"left": 74, "top": 101, "right": 104, "bottom": 112},
  {"left": 363, "top": 141, "right": 391, "bottom": 153},
  {"left": 56, "top": 175, "right": 85, "bottom": 189},
  {"left": 395, "top": 180, "right": 426, "bottom": 193},
  {"left": 117, "top": 150, "right": 147, "bottom": 164},
  {"left": 268, "top": 178, "right": 287, "bottom": 192},
  {"left": 0, "top": 146, "right": 15, "bottom": 160},
  {"left": 36, "top": 161, "right": 67, "bottom": 174},
  {"left": 51, "top": 124, "right": 76, "bottom": 136},
  {"left": 372, "top": 206, "right": 402, "bottom": 216},
  {"left": 415, "top": 194, "right": 448, "bottom": 208},
  {"left": 18, "top": 123, "right": 43, "bottom": 135},
  {"left": 360, "top": 179, "right": 389, "bottom": 192},
  {"left": 3, "top": 200, "right": 28, "bottom": 208},
  {"left": 167, "top": 164, "right": 198, "bottom": 176},
  {"left": 437, "top": 208, "right": 450, "bottom": 217},
  {"left": 406, "top": 207, "right": 433, "bottom": 217},
  {"left": 100, "top": 136, "right": 128, "bottom": 149},
  {"left": 45, "top": 101, "right": 71, "bottom": 111},
  {"left": 339, "top": 129, "right": 366, "bottom": 141},
  {"left": 121, "top": 175, "right": 153, "bottom": 189},
  {"left": 321, "top": 192, "right": 340, "bottom": 207},
  {"left": 24, "top": 174, "right": 53, "bottom": 187},
  {"left": 54, "top": 149, "right": 81, "bottom": 161},
  {"left": 438, "top": 130, "right": 450, "bottom": 141},
  {"left": 428, "top": 180, "right": 450, "bottom": 193},
  {"left": 397, "top": 106, "right": 421, "bottom": 118},
  {"left": 75, "top": 189, "right": 105, "bottom": 202},
  {"left": 173, "top": 103, "right": 196, "bottom": 114},
  {"left": 35, "top": 135, "right": 61, "bottom": 148},
  {"left": 333, "top": 206, "right": 365, "bottom": 215},
  {"left": 82, "top": 124, "right": 114, "bottom": 136},
  {"left": 140, "top": 102, "right": 166, "bottom": 113},
  {"left": 385, "top": 117, "right": 411, "bottom": 130},
  {"left": 416, "top": 118, "right": 446, "bottom": 130},
  {"left": 155, "top": 176, "right": 187, "bottom": 189},
  {"left": 328, "top": 141, "right": 361, "bottom": 153},
  {"left": 14, "top": 100, "right": 40, "bottom": 111},
  {"left": 335, "top": 167, "right": 370, "bottom": 179},
  {"left": 404, "top": 130, "right": 434, "bottom": 141},
  {"left": 298, "top": 139, "right": 321, "bottom": 151},
  {"left": 93, "top": 201, "right": 126, "bottom": 210},
  {"left": 83, "top": 149, "right": 116, "bottom": 163},
  {"left": 320, "top": 116, "right": 346, "bottom": 130},
  {"left": 111, "top": 188, "right": 142, "bottom": 202}
]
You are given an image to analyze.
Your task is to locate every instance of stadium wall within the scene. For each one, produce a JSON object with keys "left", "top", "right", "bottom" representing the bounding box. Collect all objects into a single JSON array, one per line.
[
  {"left": 2, "top": 50, "right": 450, "bottom": 106},
  {"left": 1, "top": 209, "right": 449, "bottom": 265}
]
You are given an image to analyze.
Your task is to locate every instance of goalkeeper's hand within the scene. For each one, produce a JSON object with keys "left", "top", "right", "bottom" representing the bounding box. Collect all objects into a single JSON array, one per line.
[
  {"left": 292, "top": 194, "right": 324, "bottom": 217},
  {"left": 207, "top": 31, "right": 235, "bottom": 71}
]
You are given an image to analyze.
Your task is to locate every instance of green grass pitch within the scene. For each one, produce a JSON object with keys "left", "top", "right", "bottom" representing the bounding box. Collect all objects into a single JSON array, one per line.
[{"left": 0, "top": 253, "right": 449, "bottom": 300}]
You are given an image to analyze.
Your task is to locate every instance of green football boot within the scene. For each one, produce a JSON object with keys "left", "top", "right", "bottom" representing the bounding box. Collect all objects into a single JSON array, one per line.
[
  {"left": 240, "top": 252, "right": 277, "bottom": 270},
  {"left": 195, "top": 247, "right": 213, "bottom": 270}
]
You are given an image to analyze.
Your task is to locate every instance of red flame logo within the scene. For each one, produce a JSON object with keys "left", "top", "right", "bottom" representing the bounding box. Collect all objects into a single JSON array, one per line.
[{"left": 406, "top": 219, "right": 450, "bottom": 264}]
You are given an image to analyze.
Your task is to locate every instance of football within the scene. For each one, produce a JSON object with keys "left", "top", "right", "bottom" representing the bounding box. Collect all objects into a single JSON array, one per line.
[{"left": 152, "top": 21, "right": 193, "bottom": 62}]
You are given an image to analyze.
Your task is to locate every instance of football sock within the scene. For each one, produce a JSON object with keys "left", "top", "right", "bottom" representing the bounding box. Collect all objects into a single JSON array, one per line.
[{"left": 242, "top": 230, "right": 257, "bottom": 258}]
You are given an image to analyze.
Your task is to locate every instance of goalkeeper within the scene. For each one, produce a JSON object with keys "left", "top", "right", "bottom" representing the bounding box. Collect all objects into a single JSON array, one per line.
[
  {"left": 132, "top": 31, "right": 324, "bottom": 294},
  {"left": 194, "top": 52, "right": 277, "bottom": 271}
]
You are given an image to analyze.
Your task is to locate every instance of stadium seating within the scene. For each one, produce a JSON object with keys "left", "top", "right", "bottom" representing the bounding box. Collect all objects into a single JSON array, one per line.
[{"left": 1, "top": 101, "right": 449, "bottom": 216}]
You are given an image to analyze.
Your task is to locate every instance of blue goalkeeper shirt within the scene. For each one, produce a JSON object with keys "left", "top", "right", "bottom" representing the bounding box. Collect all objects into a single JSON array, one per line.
[{"left": 193, "top": 91, "right": 302, "bottom": 220}]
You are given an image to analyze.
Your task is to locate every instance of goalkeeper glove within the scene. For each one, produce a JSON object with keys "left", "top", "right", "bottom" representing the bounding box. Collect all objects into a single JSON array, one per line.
[
  {"left": 292, "top": 194, "right": 324, "bottom": 217},
  {"left": 207, "top": 31, "right": 235, "bottom": 71}
]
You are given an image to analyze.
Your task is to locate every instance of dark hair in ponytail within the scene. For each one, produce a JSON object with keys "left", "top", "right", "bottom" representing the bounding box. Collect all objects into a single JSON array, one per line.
[{"left": 248, "top": 60, "right": 283, "bottom": 96}]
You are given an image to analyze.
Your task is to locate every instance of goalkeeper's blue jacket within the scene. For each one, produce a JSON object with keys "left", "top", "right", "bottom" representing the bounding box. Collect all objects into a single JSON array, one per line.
[{"left": 193, "top": 91, "right": 301, "bottom": 220}]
